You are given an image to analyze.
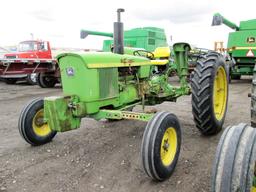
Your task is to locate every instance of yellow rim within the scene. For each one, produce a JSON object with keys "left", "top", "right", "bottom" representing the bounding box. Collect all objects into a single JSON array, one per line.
[
  {"left": 252, "top": 161, "right": 256, "bottom": 192},
  {"left": 213, "top": 66, "right": 227, "bottom": 121},
  {"left": 160, "top": 127, "right": 177, "bottom": 166},
  {"left": 32, "top": 109, "right": 51, "bottom": 137}
]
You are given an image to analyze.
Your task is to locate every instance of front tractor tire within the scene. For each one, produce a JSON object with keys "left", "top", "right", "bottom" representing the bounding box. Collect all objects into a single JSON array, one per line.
[
  {"left": 37, "top": 73, "right": 57, "bottom": 88},
  {"left": 191, "top": 52, "right": 228, "bottom": 135},
  {"left": 211, "top": 124, "right": 256, "bottom": 192},
  {"left": 141, "top": 112, "right": 181, "bottom": 181},
  {"left": 18, "top": 98, "right": 57, "bottom": 146}
]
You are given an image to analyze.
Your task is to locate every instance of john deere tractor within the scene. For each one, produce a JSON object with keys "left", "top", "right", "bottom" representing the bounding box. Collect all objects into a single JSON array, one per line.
[
  {"left": 18, "top": 9, "right": 228, "bottom": 181},
  {"left": 211, "top": 64, "right": 256, "bottom": 192},
  {"left": 212, "top": 13, "right": 256, "bottom": 80}
]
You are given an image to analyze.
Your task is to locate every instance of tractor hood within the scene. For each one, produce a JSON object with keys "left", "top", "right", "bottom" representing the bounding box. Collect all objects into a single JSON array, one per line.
[{"left": 56, "top": 52, "right": 152, "bottom": 69}]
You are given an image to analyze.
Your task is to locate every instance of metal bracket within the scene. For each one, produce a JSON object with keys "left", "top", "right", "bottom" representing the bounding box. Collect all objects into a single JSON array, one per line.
[{"left": 90, "top": 109, "right": 154, "bottom": 122}]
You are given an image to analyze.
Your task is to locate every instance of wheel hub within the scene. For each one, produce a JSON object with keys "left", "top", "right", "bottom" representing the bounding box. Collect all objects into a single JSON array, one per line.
[
  {"left": 34, "top": 117, "right": 45, "bottom": 126},
  {"left": 32, "top": 109, "right": 51, "bottom": 137},
  {"left": 160, "top": 127, "right": 177, "bottom": 166},
  {"left": 163, "top": 139, "right": 169, "bottom": 151}
]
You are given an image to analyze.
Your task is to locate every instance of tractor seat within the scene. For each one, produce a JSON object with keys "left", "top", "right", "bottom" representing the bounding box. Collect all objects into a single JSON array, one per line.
[
  {"left": 153, "top": 47, "right": 171, "bottom": 59},
  {"left": 150, "top": 47, "right": 170, "bottom": 65}
]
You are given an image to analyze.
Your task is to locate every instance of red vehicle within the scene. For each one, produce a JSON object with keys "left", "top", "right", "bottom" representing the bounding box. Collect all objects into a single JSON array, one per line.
[
  {"left": 5, "top": 40, "right": 52, "bottom": 59},
  {"left": 0, "top": 40, "right": 59, "bottom": 87}
]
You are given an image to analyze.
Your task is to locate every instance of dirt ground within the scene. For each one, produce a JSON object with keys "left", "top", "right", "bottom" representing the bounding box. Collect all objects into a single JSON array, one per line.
[{"left": 0, "top": 78, "right": 252, "bottom": 192}]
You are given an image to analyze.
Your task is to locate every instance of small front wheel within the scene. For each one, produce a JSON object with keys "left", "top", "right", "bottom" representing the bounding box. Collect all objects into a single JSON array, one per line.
[
  {"left": 141, "top": 112, "right": 181, "bottom": 181},
  {"left": 18, "top": 98, "right": 57, "bottom": 146}
]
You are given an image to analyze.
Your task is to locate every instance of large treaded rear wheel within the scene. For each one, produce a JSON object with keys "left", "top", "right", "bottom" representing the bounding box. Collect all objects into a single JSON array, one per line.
[
  {"left": 211, "top": 124, "right": 256, "bottom": 192},
  {"left": 191, "top": 52, "right": 228, "bottom": 135}
]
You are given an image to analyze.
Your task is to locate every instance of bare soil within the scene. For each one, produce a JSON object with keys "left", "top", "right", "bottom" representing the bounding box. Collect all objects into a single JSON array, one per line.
[{"left": 0, "top": 78, "right": 251, "bottom": 192}]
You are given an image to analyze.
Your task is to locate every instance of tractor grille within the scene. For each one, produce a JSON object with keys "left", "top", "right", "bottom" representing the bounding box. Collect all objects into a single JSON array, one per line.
[{"left": 99, "top": 68, "right": 118, "bottom": 99}]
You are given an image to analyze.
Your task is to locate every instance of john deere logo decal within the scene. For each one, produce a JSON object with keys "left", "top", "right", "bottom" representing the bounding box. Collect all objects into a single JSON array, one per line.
[
  {"left": 66, "top": 67, "right": 75, "bottom": 76},
  {"left": 247, "top": 37, "right": 256, "bottom": 43}
]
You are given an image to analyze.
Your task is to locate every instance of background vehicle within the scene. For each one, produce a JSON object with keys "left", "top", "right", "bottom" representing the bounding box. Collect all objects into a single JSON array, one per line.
[
  {"left": 4, "top": 40, "right": 52, "bottom": 59},
  {"left": 0, "top": 47, "right": 10, "bottom": 82},
  {"left": 0, "top": 40, "right": 58, "bottom": 86},
  {"left": 212, "top": 13, "right": 256, "bottom": 80}
]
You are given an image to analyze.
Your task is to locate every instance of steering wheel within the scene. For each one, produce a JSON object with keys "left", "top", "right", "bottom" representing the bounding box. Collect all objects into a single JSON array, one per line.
[{"left": 133, "top": 50, "right": 154, "bottom": 59}]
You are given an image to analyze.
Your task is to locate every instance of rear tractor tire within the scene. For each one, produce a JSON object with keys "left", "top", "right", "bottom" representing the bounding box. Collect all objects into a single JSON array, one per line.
[
  {"left": 18, "top": 98, "right": 57, "bottom": 146},
  {"left": 37, "top": 73, "right": 57, "bottom": 88},
  {"left": 211, "top": 124, "right": 256, "bottom": 192},
  {"left": 191, "top": 52, "right": 228, "bottom": 135},
  {"left": 141, "top": 112, "right": 181, "bottom": 181}
]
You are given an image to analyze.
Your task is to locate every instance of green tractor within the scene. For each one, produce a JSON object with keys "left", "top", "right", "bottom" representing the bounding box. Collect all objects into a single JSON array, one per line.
[
  {"left": 211, "top": 66, "right": 256, "bottom": 192},
  {"left": 212, "top": 13, "right": 256, "bottom": 80},
  {"left": 18, "top": 9, "right": 228, "bottom": 181}
]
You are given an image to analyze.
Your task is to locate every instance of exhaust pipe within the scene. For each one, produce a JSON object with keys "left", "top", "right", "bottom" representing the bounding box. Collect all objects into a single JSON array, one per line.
[{"left": 113, "top": 8, "right": 125, "bottom": 54}]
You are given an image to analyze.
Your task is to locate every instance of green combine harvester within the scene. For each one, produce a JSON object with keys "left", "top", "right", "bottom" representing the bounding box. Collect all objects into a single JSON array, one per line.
[
  {"left": 81, "top": 27, "right": 168, "bottom": 52},
  {"left": 18, "top": 9, "right": 229, "bottom": 181},
  {"left": 212, "top": 13, "right": 256, "bottom": 80}
]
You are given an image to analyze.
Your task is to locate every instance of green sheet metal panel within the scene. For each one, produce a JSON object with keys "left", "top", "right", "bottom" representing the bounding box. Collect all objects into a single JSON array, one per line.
[
  {"left": 240, "top": 19, "right": 256, "bottom": 30},
  {"left": 58, "top": 54, "right": 100, "bottom": 102},
  {"left": 228, "top": 31, "right": 256, "bottom": 48},
  {"left": 98, "top": 68, "right": 118, "bottom": 99}
]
